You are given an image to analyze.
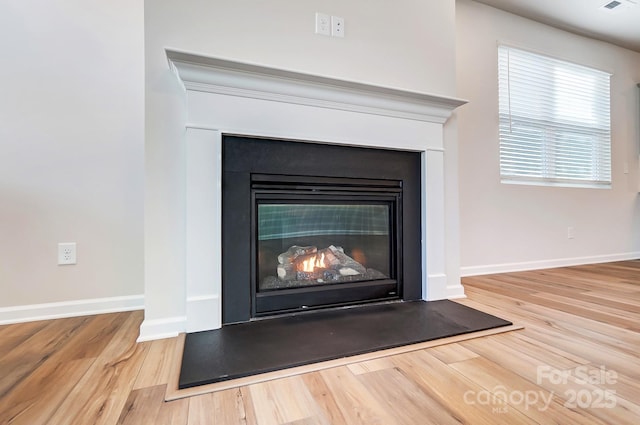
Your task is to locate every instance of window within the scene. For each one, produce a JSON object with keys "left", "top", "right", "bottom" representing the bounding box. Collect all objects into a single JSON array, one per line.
[{"left": 498, "top": 45, "right": 611, "bottom": 188}]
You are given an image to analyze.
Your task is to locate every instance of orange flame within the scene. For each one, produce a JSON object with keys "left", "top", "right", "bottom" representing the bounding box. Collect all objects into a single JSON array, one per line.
[{"left": 300, "top": 253, "right": 325, "bottom": 272}]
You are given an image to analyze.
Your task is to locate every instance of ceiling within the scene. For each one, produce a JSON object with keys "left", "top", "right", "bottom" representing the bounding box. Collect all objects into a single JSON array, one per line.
[{"left": 474, "top": 0, "right": 640, "bottom": 53}]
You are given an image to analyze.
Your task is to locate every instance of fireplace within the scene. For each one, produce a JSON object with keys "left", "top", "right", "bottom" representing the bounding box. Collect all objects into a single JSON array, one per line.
[
  {"left": 222, "top": 135, "right": 422, "bottom": 323},
  {"left": 254, "top": 180, "right": 399, "bottom": 315},
  {"left": 137, "top": 51, "right": 467, "bottom": 341}
]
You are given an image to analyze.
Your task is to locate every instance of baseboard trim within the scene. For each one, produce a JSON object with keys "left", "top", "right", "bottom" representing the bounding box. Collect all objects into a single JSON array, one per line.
[
  {"left": 460, "top": 252, "right": 640, "bottom": 277},
  {"left": 423, "top": 273, "right": 466, "bottom": 300},
  {"left": 0, "top": 294, "right": 144, "bottom": 325},
  {"left": 137, "top": 315, "right": 187, "bottom": 342},
  {"left": 186, "top": 294, "right": 221, "bottom": 333}
]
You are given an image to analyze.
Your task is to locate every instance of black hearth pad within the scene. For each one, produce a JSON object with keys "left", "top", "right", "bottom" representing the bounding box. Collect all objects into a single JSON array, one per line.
[{"left": 178, "top": 300, "right": 512, "bottom": 389}]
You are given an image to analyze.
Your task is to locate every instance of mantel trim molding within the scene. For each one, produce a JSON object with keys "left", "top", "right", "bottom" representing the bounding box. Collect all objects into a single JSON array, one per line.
[{"left": 166, "top": 49, "right": 467, "bottom": 124}]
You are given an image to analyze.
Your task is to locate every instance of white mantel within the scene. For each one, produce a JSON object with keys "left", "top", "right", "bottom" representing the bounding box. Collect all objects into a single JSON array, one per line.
[{"left": 139, "top": 50, "right": 467, "bottom": 340}]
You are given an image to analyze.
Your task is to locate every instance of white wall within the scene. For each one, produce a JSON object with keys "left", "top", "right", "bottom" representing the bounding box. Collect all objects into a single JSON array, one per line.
[
  {"left": 457, "top": 0, "right": 640, "bottom": 275},
  {"left": 143, "top": 0, "right": 459, "bottom": 335},
  {"left": 0, "top": 0, "right": 145, "bottom": 320}
]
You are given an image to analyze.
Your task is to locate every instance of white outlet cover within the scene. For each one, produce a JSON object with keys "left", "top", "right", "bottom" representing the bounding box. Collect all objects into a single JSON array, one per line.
[
  {"left": 58, "top": 242, "right": 77, "bottom": 265},
  {"left": 315, "top": 12, "right": 330, "bottom": 36},
  {"left": 331, "top": 16, "right": 345, "bottom": 37}
]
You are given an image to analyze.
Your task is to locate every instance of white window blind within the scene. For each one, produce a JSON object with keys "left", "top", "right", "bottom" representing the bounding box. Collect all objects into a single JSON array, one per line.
[{"left": 498, "top": 45, "right": 611, "bottom": 188}]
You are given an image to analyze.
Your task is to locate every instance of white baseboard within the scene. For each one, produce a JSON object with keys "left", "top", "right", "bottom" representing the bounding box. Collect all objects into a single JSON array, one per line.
[
  {"left": 186, "top": 294, "right": 221, "bottom": 333},
  {"left": 137, "top": 315, "right": 186, "bottom": 342},
  {"left": 460, "top": 252, "right": 640, "bottom": 277},
  {"left": 0, "top": 294, "right": 144, "bottom": 326},
  {"left": 424, "top": 273, "right": 467, "bottom": 300}
]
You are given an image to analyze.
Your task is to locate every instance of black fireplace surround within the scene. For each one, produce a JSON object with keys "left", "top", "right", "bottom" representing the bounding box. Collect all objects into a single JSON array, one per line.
[{"left": 222, "top": 135, "right": 422, "bottom": 324}]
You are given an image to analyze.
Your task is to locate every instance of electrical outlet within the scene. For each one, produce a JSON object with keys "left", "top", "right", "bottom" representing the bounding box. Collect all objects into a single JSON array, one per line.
[
  {"left": 315, "top": 12, "right": 330, "bottom": 36},
  {"left": 567, "top": 227, "right": 575, "bottom": 239},
  {"left": 58, "top": 242, "right": 77, "bottom": 265},
  {"left": 331, "top": 16, "right": 345, "bottom": 37}
]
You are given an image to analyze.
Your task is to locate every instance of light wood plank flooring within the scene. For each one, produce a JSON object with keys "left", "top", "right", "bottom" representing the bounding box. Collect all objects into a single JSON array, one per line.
[{"left": 1, "top": 260, "right": 639, "bottom": 424}]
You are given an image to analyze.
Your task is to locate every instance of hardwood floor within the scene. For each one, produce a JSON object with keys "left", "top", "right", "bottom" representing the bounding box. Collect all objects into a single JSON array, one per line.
[{"left": 1, "top": 260, "right": 639, "bottom": 424}]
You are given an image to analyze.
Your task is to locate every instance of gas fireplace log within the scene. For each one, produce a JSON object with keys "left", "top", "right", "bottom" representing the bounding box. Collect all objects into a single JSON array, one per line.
[
  {"left": 276, "top": 262, "right": 297, "bottom": 281},
  {"left": 339, "top": 267, "right": 361, "bottom": 276},
  {"left": 277, "top": 245, "right": 317, "bottom": 265},
  {"left": 276, "top": 244, "right": 367, "bottom": 282},
  {"left": 327, "top": 245, "right": 367, "bottom": 275}
]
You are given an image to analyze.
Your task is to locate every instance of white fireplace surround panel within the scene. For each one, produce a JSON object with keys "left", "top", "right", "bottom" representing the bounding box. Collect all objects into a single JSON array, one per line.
[{"left": 159, "top": 49, "right": 466, "bottom": 335}]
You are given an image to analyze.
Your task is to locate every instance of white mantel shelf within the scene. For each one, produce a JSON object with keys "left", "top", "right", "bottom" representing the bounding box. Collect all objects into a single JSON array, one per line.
[
  {"left": 166, "top": 49, "right": 467, "bottom": 124},
  {"left": 138, "top": 49, "right": 467, "bottom": 341}
]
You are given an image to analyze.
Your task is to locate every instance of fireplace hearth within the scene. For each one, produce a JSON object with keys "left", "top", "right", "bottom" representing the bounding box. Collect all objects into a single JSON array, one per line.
[{"left": 223, "top": 135, "right": 422, "bottom": 324}]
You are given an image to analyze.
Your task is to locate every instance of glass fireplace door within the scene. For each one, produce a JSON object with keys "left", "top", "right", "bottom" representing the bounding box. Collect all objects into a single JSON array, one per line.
[
  {"left": 251, "top": 175, "right": 402, "bottom": 316},
  {"left": 257, "top": 203, "right": 392, "bottom": 291}
]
